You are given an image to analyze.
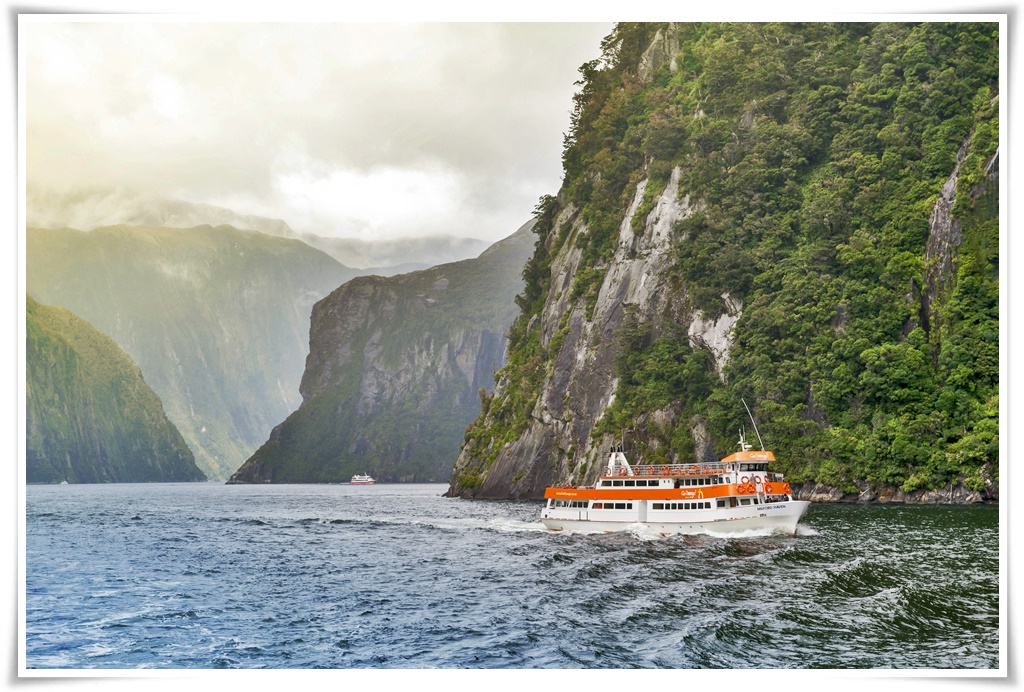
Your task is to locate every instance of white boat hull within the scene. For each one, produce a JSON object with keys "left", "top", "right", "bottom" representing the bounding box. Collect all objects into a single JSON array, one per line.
[{"left": 541, "top": 501, "right": 810, "bottom": 536}]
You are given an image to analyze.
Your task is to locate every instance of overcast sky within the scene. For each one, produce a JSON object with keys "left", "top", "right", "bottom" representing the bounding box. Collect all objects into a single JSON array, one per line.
[{"left": 24, "top": 20, "right": 613, "bottom": 241}]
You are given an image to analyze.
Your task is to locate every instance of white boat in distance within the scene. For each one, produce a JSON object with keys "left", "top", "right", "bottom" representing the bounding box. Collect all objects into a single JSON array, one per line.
[
  {"left": 540, "top": 433, "right": 810, "bottom": 536},
  {"left": 350, "top": 474, "right": 376, "bottom": 485}
]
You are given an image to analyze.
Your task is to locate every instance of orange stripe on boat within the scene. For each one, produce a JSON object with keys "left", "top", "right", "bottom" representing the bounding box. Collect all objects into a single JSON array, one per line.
[{"left": 543, "top": 484, "right": 765, "bottom": 501}]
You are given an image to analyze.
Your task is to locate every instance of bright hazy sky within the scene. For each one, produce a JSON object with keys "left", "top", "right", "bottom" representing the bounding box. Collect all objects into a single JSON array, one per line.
[{"left": 24, "top": 20, "right": 613, "bottom": 241}]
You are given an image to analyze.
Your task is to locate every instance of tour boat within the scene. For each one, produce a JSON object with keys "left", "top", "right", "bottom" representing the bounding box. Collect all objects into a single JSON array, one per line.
[
  {"left": 541, "top": 434, "right": 809, "bottom": 536},
  {"left": 350, "top": 473, "right": 376, "bottom": 485}
]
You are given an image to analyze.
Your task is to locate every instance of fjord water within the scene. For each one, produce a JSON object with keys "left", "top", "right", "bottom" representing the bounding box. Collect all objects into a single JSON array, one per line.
[{"left": 25, "top": 483, "right": 999, "bottom": 669}]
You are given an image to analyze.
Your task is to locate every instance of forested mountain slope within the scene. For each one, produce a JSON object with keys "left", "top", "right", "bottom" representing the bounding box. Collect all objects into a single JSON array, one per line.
[
  {"left": 448, "top": 22, "right": 999, "bottom": 502},
  {"left": 27, "top": 224, "right": 357, "bottom": 479},
  {"left": 27, "top": 296, "right": 205, "bottom": 483}
]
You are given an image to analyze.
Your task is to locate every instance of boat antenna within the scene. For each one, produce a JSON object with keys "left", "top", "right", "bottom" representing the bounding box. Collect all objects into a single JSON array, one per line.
[{"left": 741, "top": 398, "right": 765, "bottom": 451}]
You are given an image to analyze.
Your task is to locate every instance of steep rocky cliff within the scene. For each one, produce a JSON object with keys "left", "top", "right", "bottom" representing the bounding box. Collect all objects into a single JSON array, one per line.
[
  {"left": 27, "top": 224, "right": 356, "bottom": 479},
  {"left": 228, "top": 222, "right": 535, "bottom": 483},
  {"left": 27, "top": 296, "right": 205, "bottom": 483},
  {"left": 449, "top": 22, "right": 999, "bottom": 502}
]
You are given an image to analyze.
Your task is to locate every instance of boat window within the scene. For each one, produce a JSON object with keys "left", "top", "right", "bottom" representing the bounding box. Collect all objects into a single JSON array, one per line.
[
  {"left": 613, "top": 480, "right": 623, "bottom": 487},
  {"left": 740, "top": 499, "right": 751, "bottom": 506},
  {"left": 717, "top": 499, "right": 726, "bottom": 508},
  {"left": 653, "top": 503, "right": 663, "bottom": 510},
  {"left": 593, "top": 502, "right": 602, "bottom": 509}
]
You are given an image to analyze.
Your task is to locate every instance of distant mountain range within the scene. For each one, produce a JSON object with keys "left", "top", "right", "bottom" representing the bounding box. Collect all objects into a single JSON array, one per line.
[
  {"left": 26, "top": 187, "right": 526, "bottom": 483},
  {"left": 27, "top": 295, "right": 205, "bottom": 483},
  {"left": 27, "top": 187, "right": 296, "bottom": 238},
  {"left": 28, "top": 186, "right": 492, "bottom": 272},
  {"left": 27, "top": 224, "right": 356, "bottom": 480},
  {"left": 297, "top": 233, "right": 492, "bottom": 273}
]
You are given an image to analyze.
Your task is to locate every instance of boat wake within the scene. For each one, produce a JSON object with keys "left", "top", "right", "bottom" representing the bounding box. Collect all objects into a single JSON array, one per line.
[
  {"left": 482, "top": 518, "right": 550, "bottom": 533},
  {"left": 622, "top": 522, "right": 668, "bottom": 541}
]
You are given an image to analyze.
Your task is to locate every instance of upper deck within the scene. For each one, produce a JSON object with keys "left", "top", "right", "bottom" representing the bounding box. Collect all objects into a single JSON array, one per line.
[
  {"left": 599, "top": 449, "right": 777, "bottom": 480},
  {"left": 719, "top": 450, "right": 776, "bottom": 463}
]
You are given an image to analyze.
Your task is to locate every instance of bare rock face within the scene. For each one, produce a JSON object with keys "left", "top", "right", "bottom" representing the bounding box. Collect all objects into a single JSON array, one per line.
[
  {"left": 922, "top": 132, "right": 999, "bottom": 333},
  {"left": 637, "top": 23, "right": 682, "bottom": 81},
  {"left": 688, "top": 293, "right": 743, "bottom": 380},
  {"left": 922, "top": 142, "right": 968, "bottom": 329},
  {"left": 449, "top": 168, "right": 742, "bottom": 499},
  {"left": 228, "top": 223, "right": 534, "bottom": 484}
]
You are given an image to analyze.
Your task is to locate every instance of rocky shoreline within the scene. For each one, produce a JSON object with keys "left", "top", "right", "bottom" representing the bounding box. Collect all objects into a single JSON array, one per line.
[{"left": 793, "top": 475, "right": 998, "bottom": 505}]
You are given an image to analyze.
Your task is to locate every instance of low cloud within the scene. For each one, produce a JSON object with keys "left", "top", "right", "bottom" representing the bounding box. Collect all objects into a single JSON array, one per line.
[{"left": 24, "top": 21, "right": 612, "bottom": 241}]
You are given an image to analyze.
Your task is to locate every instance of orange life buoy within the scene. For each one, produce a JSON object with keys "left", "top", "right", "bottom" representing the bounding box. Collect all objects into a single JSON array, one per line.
[
  {"left": 740, "top": 476, "right": 749, "bottom": 484},
  {"left": 619, "top": 468, "right": 627, "bottom": 476},
  {"left": 763, "top": 482, "right": 773, "bottom": 494}
]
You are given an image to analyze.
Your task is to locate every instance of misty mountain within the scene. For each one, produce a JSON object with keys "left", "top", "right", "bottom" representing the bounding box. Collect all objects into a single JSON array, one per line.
[
  {"left": 28, "top": 185, "right": 493, "bottom": 274},
  {"left": 228, "top": 221, "right": 534, "bottom": 484},
  {"left": 27, "top": 224, "right": 357, "bottom": 480},
  {"left": 28, "top": 186, "right": 296, "bottom": 238},
  {"left": 27, "top": 295, "right": 205, "bottom": 484},
  {"left": 297, "top": 233, "right": 492, "bottom": 272}
]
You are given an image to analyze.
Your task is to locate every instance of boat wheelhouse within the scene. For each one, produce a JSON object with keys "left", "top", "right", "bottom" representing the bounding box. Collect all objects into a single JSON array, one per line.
[{"left": 540, "top": 435, "right": 809, "bottom": 535}]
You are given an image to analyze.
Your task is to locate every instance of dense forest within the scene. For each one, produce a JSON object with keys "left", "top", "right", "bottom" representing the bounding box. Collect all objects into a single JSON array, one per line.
[
  {"left": 26, "top": 296, "right": 205, "bottom": 483},
  {"left": 456, "top": 22, "right": 998, "bottom": 498}
]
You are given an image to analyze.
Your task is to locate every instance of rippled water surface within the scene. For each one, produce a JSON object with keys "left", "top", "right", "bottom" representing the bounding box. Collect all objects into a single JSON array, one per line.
[{"left": 25, "top": 483, "right": 1000, "bottom": 669}]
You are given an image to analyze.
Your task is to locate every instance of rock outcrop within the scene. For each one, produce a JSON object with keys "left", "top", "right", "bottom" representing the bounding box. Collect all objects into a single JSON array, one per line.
[
  {"left": 227, "top": 222, "right": 535, "bottom": 483},
  {"left": 448, "top": 22, "right": 999, "bottom": 503},
  {"left": 450, "top": 168, "right": 738, "bottom": 499}
]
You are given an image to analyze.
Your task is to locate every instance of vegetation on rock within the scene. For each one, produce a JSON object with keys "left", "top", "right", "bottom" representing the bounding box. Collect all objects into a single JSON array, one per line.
[
  {"left": 26, "top": 296, "right": 205, "bottom": 483},
  {"left": 454, "top": 22, "right": 999, "bottom": 499},
  {"left": 27, "top": 224, "right": 357, "bottom": 480}
]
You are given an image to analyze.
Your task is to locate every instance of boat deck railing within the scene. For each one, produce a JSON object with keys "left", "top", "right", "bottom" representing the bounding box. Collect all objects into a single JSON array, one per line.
[{"left": 610, "top": 462, "right": 734, "bottom": 477}]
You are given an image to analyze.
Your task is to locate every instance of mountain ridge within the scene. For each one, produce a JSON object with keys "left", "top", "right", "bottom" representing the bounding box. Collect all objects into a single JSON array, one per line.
[
  {"left": 27, "top": 295, "right": 205, "bottom": 483},
  {"left": 447, "top": 21, "right": 999, "bottom": 503},
  {"left": 228, "top": 221, "right": 535, "bottom": 483},
  {"left": 27, "top": 223, "right": 357, "bottom": 480}
]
